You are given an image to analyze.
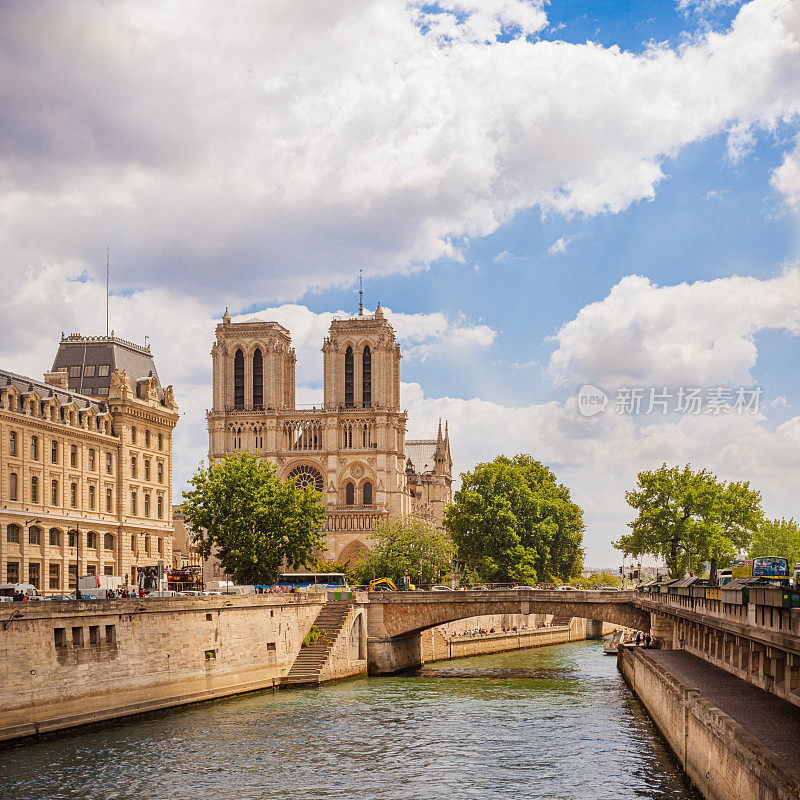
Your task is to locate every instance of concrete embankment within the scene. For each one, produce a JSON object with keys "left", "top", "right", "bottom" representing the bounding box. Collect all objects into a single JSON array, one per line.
[
  {"left": 0, "top": 593, "right": 368, "bottom": 743},
  {"left": 422, "top": 616, "right": 614, "bottom": 662},
  {"left": 619, "top": 645, "right": 800, "bottom": 800}
]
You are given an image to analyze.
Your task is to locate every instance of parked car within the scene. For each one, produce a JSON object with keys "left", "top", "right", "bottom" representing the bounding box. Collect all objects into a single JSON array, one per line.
[
  {"left": 430, "top": 585, "right": 452, "bottom": 591},
  {"left": 512, "top": 585, "right": 536, "bottom": 590},
  {"left": 557, "top": 585, "right": 577, "bottom": 590},
  {"left": 471, "top": 585, "right": 489, "bottom": 591}
]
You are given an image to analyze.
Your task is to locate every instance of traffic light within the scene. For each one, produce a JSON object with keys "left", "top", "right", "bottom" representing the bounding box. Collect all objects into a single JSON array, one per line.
[{"left": 619, "top": 566, "right": 623, "bottom": 575}]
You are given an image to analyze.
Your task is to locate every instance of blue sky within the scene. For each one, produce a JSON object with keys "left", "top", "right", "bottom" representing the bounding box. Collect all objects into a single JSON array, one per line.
[{"left": 2, "top": 0, "right": 800, "bottom": 565}]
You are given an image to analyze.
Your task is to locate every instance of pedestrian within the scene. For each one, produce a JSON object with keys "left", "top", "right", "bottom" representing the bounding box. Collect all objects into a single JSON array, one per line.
[
  {"left": 635, "top": 631, "right": 641, "bottom": 646},
  {"left": 645, "top": 632, "right": 651, "bottom": 648}
]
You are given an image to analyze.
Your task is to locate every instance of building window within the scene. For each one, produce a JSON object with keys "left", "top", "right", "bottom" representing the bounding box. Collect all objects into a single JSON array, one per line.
[
  {"left": 363, "top": 481, "right": 373, "bottom": 505},
  {"left": 157, "top": 537, "right": 163, "bottom": 555},
  {"left": 51, "top": 440, "right": 59, "bottom": 463},
  {"left": 234, "top": 349, "right": 244, "bottom": 409},
  {"left": 52, "top": 479, "right": 59, "bottom": 505},
  {"left": 70, "top": 444, "right": 77, "bottom": 468},
  {"left": 49, "top": 563, "right": 60, "bottom": 590},
  {"left": 106, "top": 488, "right": 113, "bottom": 512},
  {"left": 145, "top": 535, "right": 150, "bottom": 555},
  {"left": 68, "top": 564, "right": 77, "bottom": 589},
  {"left": 157, "top": 496, "right": 163, "bottom": 519},
  {"left": 345, "top": 481, "right": 355, "bottom": 506},
  {"left": 70, "top": 482, "right": 78, "bottom": 508},
  {"left": 253, "top": 348, "right": 263, "bottom": 409},
  {"left": 144, "top": 459, "right": 150, "bottom": 481},
  {"left": 104, "top": 565, "right": 113, "bottom": 577},
  {"left": 31, "top": 435, "right": 39, "bottom": 460},
  {"left": 28, "top": 563, "right": 40, "bottom": 589},
  {"left": 86, "top": 564, "right": 96, "bottom": 576},
  {"left": 7, "top": 562, "right": 19, "bottom": 583},
  {"left": 9, "top": 431, "right": 17, "bottom": 456},
  {"left": 344, "top": 346, "right": 354, "bottom": 407},
  {"left": 84, "top": 365, "right": 95, "bottom": 377},
  {"left": 98, "top": 365, "right": 110, "bottom": 377},
  {"left": 157, "top": 462, "right": 163, "bottom": 483},
  {"left": 145, "top": 429, "right": 151, "bottom": 448},
  {"left": 158, "top": 433, "right": 163, "bottom": 450},
  {"left": 49, "top": 528, "right": 61, "bottom": 546},
  {"left": 87, "top": 531, "right": 96, "bottom": 549},
  {"left": 28, "top": 525, "right": 41, "bottom": 545},
  {"left": 131, "top": 491, "right": 138, "bottom": 516},
  {"left": 88, "top": 485, "right": 95, "bottom": 510},
  {"left": 7, "top": 524, "right": 20, "bottom": 543},
  {"left": 31, "top": 475, "right": 38, "bottom": 503},
  {"left": 88, "top": 449, "right": 95, "bottom": 470},
  {"left": 131, "top": 426, "right": 137, "bottom": 444},
  {"left": 98, "top": 387, "right": 109, "bottom": 396},
  {"left": 106, "top": 452, "right": 113, "bottom": 474},
  {"left": 131, "top": 456, "right": 137, "bottom": 478},
  {"left": 68, "top": 530, "right": 76, "bottom": 548},
  {"left": 9, "top": 472, "right": 18, "bottom": 501},
  {"left": 144, "top": 493, "right": 151, "bottom": 517},
  {"left": 69, "top": 365, "right": 81, "bottom": 378},
  {"left": 104, "top": 533, "right": 114, "bottom": 550},
  {"left": 362, "top": 346, "right": 371, "bottom": 407}
]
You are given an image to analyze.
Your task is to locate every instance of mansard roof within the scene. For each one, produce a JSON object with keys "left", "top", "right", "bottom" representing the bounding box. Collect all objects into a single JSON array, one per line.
[
  {"left": 406, "top": 439, "right": 437, "bottom": 474},
  {"left": 52, "top": 333, "right": 161, "bottom": 399},
  {"left": 0, "top": 367, "right": 108, "bottom": 414}
]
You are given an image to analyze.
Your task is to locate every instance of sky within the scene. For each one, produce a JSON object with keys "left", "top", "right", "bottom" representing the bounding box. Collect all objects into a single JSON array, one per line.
[{"left": 2, "top": 0, "right": 800, "bottom": 567}]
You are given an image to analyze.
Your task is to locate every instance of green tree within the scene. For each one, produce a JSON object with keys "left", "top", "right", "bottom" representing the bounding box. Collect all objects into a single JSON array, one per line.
[
  {"left": 444, "top": 454, "right": 585, "bottom": 584},
  {"left": 615, "top": 463, "right": 762, "bottom": 579},
  {"left": 350, "top": 516, "right": 455, "bottom": 587},
  {"left": 182, "top": 451, "right": 325, "bottom": 585},
  {"left": 749, "top": 518, "right": 800, "bottom": 566},
  {"left": 574, "top": 571, "right": 623, "bottom": 589}
]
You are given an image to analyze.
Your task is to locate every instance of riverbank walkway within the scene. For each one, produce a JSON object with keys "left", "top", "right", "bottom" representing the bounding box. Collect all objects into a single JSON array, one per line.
[{"left": 646, "top": 649, "right": 800, "bottom": 767}]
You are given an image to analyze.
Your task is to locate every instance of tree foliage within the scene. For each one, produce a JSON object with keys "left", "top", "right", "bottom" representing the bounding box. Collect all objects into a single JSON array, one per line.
[
  {"left": 182, "top": 452, "right": 326, "bottom": 585},
  {"left": 749, "top": 518, "right": 800, "bottom": 567},
  {"left": 444, "top": 454, "right": 585, "bottom": 584},
  {"left": 350, "top": 516, "right": 455, "bottom": 587},
  {"left": 574, "top": 571, "right": 623, "bottom": 589},
  {"left": 615, "top": 463, "right": 762, "bottom": 578}
]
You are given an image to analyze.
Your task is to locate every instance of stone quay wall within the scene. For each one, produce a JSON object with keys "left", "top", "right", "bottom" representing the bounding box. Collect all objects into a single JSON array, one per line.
[
  {"left": 0, "top": 594, "right": 365, "bottom": 743},
  {"left": 421, "top": 616, "right": 615, "bottom": 662},
  {"left": 619, "top": 645, "right": 800, "bottom": 800}
]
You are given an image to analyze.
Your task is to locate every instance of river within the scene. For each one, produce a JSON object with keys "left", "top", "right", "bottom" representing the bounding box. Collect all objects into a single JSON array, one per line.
[{"left": 0, "top": 640, "right": 698, "bottom": 800}]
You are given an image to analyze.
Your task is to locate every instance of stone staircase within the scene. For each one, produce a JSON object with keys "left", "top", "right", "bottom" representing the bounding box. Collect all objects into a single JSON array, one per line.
[{"left": 282, "top": 601, "right": 354, "bottom": 686}]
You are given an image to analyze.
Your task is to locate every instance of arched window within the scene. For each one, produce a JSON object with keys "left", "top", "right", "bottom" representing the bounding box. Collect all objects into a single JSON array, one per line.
[
  {"left": 344, "top": 346, "right": 354, "bottom": 407},
  {"left": 6, "top": 524, "right": 20, "bottom": 543},
  {"left": 233, "top": 349, "right": 244, "bottom": 409},
  {"left": 104, "top": 533, "right": 114, "bottom": 550},
  {"left": 49, "top": 528, "right": 61, "bottom": 546},
  {"left": 362, "top": 481, "right": 373, "bottom": 505},
  {"left": 345, "top": 481, "right": 355, "bottom": 506},
  {"left": 253, "top": 348, "right": 263, "bottom": 409},
  {"left": 362, "top": 346, "right": 371, "bottom": 407}
]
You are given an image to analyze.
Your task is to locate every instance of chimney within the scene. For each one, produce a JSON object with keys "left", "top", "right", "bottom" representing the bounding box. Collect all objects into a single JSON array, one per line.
[{"left": 44, "top": 369, "right": 69, "bottom": 390}]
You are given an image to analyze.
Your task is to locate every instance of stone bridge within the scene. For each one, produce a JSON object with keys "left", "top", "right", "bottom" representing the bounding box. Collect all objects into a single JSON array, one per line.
[{"left": 366, "top": 589, "right": 650, "bottom": 674}]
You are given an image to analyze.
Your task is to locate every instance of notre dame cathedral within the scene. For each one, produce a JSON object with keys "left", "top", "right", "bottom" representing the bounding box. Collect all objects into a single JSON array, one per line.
[{"left": 207, "top": 304, "right": 452, "bottom": 561}]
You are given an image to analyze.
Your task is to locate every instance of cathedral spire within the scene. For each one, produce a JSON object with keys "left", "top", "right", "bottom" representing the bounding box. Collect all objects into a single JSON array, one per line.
[{"left": 358, "top": 269, "right": 364, "bottom": 316}]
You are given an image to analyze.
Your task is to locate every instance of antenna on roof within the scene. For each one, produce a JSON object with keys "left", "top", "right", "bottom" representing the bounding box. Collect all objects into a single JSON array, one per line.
[
  {"left": 358, "top": 269, "right": 364, "bottom": 316},
  {"left": 106, "top": 245, "right": 110, "bottom": 337}
]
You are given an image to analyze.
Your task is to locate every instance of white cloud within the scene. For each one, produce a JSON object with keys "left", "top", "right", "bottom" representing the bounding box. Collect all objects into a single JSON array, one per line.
[
  {"left": 770, "top": 395, "right": 789, "bottom": 407},
  {"left": 547, "top": 268, "right": 800, "bottom": 390},
  {"left": 1, "top": 0, "right": 799, "bottom": 303},
  {"left": 547, "top": 235, "right": 575, "bottom": 255},
  {"left": 772, "top": 136, "right": 800, "bottom": 212}
]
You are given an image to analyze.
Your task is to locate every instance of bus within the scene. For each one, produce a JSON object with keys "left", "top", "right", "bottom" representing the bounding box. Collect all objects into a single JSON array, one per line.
[
  {"left": 256, "top": 572, "right": 349, "bottom": 593},
  {"left": 731, "top": 557, "right": 789, "bottom": 582}
]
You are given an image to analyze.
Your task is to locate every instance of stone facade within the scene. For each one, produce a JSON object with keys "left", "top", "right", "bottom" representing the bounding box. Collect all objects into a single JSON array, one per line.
[
  {"left": 206, "top": 305, "right": 453, "bottom": 561},
  {"left": 0, "top": 336, "right": 179, "bottom": 594}
]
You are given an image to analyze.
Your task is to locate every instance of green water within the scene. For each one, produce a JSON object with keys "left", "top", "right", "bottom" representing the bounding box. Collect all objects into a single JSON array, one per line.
[{"left": 0, "top": 641, "right": 698, "bottom": 800}]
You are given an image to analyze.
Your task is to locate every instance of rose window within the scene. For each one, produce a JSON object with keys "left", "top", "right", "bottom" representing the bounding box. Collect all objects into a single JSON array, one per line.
[{"left": 287, "top": 464, "right": 324, "bottom": 494}]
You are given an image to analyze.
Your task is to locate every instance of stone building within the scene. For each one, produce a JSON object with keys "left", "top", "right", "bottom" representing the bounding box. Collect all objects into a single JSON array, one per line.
[
  {"left": 206, "top": 305, "right": 452, "bottom": 561},
  {"left": 0, "top": 334, "right": 179, "bottom": 594}
]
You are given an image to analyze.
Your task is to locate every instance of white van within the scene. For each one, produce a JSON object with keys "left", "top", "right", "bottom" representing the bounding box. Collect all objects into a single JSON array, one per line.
[
  {"left": 78, "top": 575, "right": 124, "bottom": 599},
  {"left": 0, "top": 583, "right": 41, "bottom": 599}
]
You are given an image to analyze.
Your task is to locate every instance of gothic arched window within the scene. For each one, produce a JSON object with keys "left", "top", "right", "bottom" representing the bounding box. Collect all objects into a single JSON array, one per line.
[
  {"left": 362, "top": 346, "right": 371, "bottom": 407},
  {"left": 252, "top": 348, "right": 263, "bottom": 409},
  {"left": 362, "top": 481, "right": 373, "bottom": 505},
  {"left": 344, "top": 346, "right": 354, "bottom": 407},
  {"left": 287, "top": 464, "right": 324, "bottom": 494},
  {"left": 234, "top": 349, "right": 244, "bottom": 410},
  {"left": 345, "top": 481, "right": 355, "bottom": 506}
]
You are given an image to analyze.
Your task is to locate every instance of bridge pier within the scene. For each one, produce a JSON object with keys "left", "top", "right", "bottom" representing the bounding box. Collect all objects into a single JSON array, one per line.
[
  {"left": 649, "top": 612, "right": 675, "bottom": 649},
  {"left": 368, "top": 632, "right": 423, "bottom": 675},
  {"left": 585, "top": 619, "right": 604, "bottom": 640}
]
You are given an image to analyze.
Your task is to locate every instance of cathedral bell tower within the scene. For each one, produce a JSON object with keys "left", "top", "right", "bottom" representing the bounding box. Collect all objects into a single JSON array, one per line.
[{"left": 322, "top": 303, "right": 400, "bottom": 411}]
